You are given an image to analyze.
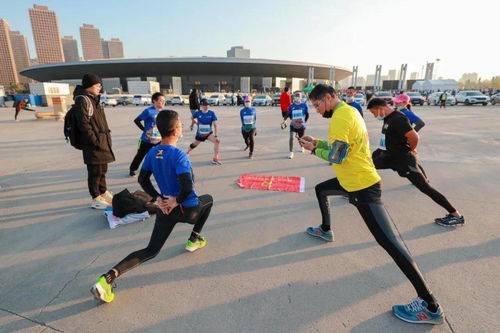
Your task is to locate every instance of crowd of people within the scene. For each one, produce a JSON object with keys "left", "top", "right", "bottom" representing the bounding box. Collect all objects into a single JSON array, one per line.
[{"left": 60, "top": 73, "right": 468, "bottom": 326}]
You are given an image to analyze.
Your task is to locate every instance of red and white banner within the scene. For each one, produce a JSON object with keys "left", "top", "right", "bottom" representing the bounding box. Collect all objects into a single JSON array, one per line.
[{"left": 237, "top": 174, "right": 305, "bottom": 193}]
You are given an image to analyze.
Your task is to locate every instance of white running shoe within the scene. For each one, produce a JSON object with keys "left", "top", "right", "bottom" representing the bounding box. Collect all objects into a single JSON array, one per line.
[
  {"left": 299, "top": 147, "right": 305, "bottom": 153},
  {"left": 102, "top": 190, "right": 113, "bottom": 203},
  {"left": 288, "top": 152, "right": 294, "bottom": 159},
  {"left": 91, "top": 195, "right": 111, "bottom": 210}
]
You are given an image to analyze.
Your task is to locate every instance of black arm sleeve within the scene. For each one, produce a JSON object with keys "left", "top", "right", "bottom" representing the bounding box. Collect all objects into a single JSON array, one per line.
[
  {"left": 305, "top": 112, "right": 310, "bottom": 122},
  {"left": 176, "top": 172, "right": 194, "bottom": 204},
  {"left": 134, "top": 117, "right": 145, "bottom": 131},
  {"left": 413, "top": 119, "right": 426, "bottom": 132},
  {"left": 138, "top": 169, "right": 160, "bottom": 200}
]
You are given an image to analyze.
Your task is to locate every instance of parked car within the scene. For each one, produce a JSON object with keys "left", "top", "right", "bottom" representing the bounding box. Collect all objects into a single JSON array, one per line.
[
  {"left": 272, "top": 93, "right": 281, "bottom": 106},
  {"left": 490, "top": 93, "right": 500, "bottom": 105},
  {"left": 253, "top": 94, "right": 273, "bottom": 106},
  {"left": 426, "top": 92, "right": 456, "bottom": 106},
  {"left": 164, "top": 96, "right": 172, "bottom": 105},
  {"left": 374, "top": 91, "right": 394, "bottom": 104},
  {"left": 116, "top": 96, "right": 133, "bottom": 106},
  {"left": 222, "top": 94, "right": 236, "bottom": 105},
  {"left": 455, "top": 91, "right": 490, "bottom": 106},
  {"left": 171, "top": 95, "right": 184, "bottom": 105},
  {"left": 182, "top": 95, "right": 190, "bottom": 105},
  {"left": 354, "top": 93, "right": 366, "bottom": 106},
  {"left": 207, "top": 94, "right": 225, "bottom": 105},
  {"left": 100, "top": 96, "right": 117, "bottom": 107},
  {"left": 133, "top": 95, "right": 151, "bottom": 106},
  {"left": 406, "top": 92, "right": 425, "bottom": 106}
]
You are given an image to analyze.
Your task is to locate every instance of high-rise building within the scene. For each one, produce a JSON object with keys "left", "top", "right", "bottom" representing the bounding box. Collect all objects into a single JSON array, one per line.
[
  {"left": 80, "top": 24, "right": 103, "bottom": 60},
  {"left": 459, "top": 73, "right": 479, "bottom": 84},
  {"left": 62, "top": 35, "right": 80, "bottom": 62},
  {"left": 29, "top": 5, "right": 65, "bottom": 64},
  {"left": 388, "top": 69, "right": 399, "bottom": 80},
  {"left": 227, "top": 46, "right": 250, "bottom": 58},
  {"left": 0, "top": 19, "right": 18, "bottom": 86},
  {"left": 102, "top": 38, "right": 124, "bottom": 59},
  {"left": 9, "top": 31, "right": 31, "bottom": 83},
  {"left": 410, "top": 72, "right": 419, "bottom": 80}
]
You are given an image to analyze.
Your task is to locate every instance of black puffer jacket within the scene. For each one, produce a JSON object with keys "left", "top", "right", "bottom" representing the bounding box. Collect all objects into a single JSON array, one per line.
[
  {"left": 73, "top": 85, "right": 115, "bottom": 164},
  {"left": 189, "top": 91, "right": 200, "bottom": 110}
]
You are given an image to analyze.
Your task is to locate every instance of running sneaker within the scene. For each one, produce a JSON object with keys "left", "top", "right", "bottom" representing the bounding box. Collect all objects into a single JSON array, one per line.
[
  {"left": 212, "top": 158, "right": 222, "bottom": 165},
  {"left": 91, "top": 195, "right": 111, "bottom": 210},
  {"left": 306, "top": 225, "right": 334, "bottom": 242},
  {"left": 299, "top": 147, "right": 305, "bottom": 153},
  {"left": 90, "top": 275, "right": 115, "bottom": 303},
  {"left": 288, "top": 152, "right": 294, "bottom": 159},
  {"left": 435, "top": 214, "right": 465, "bottom": 227},
  {"left": 102, "top": 190, "right": 113, "bottom": 203},
  {"left": 129, "top": 170, "right": 136, "bottom": 177},
  {"left": 249, "top": 153, "right": 253, "bottom": 159},
  {"left": 392, "top": 297, "right": 444, "bottom": 325},
  {"left": 185, "top": 236, "right": 207, "bottom": 252}
]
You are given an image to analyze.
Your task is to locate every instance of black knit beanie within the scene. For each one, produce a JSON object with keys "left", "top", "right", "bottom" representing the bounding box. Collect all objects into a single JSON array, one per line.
[{"left": 81, "top": 73, "right": 103, "bottom": 89}]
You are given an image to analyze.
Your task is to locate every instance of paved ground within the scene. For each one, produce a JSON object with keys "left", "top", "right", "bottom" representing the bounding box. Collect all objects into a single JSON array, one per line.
[{"left": 1, "top": 102, "right": 499, "bottom": 333}]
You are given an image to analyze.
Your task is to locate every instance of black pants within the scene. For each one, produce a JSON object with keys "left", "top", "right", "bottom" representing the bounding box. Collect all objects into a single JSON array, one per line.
[
  {"left": 113, "top": 194, "right": 213, "bottom": 276},
  {"left": 440, "top": 100, "right": 446, "bottom": 108},
  {"left": 315, "top": 179, "right": 437, "bottom": 306},
  {"left": 87, "top": 164, "right": 108, "bottom": 198},
  {"left": 130, "top": 140, "right": 156, "bottom": 172},
  {"left": 289, "top": 128, "right": 305, "bottom": 151},
  {"left": 242, "top": 129, "right": 256, "bottom": 153},
  {"left": 372, "top": 149, "right": 456, "bottom": 213}
]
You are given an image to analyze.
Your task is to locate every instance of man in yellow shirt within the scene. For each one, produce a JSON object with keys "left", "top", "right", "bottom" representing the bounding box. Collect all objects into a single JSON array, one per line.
[{"left": 299, "top": 84, "right": 445, "bottom": 325}]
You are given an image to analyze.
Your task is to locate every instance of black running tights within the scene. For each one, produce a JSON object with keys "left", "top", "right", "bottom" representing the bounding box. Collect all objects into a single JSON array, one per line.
[
  {"left": 315, "top": 179, "right": 438, "bottom": 306},
  {"left": 241, "top": 129, "right": 256, "bottom": 153},
  {"left": 112, "top": 194, "right": 213, "bottom": 276}
]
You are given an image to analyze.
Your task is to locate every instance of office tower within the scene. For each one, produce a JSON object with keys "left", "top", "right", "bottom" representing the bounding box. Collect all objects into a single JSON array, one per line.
[
  {"left": 102, "top": 38, "right": 124, "bottom": 59},
  {"left": 62, "top": 35, "right": 80, "bottom": 62},
  {"left": 80, "top": 24, "right": 103, "bottom": 60},
  {"left": 9, "top": 31, "right": 31, "bottom": 83},
  {"left": 0, "top": 19, "right": 18, "bottom": 85},
  {"left": 28, "top": 5, "right": 65, "bottom": 64}
]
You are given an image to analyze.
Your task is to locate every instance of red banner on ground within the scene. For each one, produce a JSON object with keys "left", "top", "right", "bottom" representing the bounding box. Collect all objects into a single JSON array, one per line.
[{"left": 237, "top": 174, "right": 305, "bottom": 193}]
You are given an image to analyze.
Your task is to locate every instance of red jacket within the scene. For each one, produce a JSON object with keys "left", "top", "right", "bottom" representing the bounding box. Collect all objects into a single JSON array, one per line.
[{"left": 280, "top": 92, "right": 291, "bottom": 112}]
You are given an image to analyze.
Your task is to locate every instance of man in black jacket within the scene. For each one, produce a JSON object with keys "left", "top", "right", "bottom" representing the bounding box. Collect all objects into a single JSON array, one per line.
[
  {"left": 74, "top": 74, "right": 115, "bottom": 209},
  {"left": 189, "top": 88, "right": 200, "bottom": 131}
]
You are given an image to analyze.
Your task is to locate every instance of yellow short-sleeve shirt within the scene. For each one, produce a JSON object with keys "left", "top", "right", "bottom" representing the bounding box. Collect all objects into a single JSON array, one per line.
[{"left": 328, "top": 102, "right": 381, "bottom": 191}]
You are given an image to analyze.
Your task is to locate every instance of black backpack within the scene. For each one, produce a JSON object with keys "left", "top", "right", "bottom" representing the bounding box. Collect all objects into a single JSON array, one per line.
[{"left": 64, "top": 96, "right": 92, "bottom": 150}]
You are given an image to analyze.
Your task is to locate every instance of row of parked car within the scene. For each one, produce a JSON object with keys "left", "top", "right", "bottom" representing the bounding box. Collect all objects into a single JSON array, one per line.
[
  {"left": 370, "top": 90, "right": 498, "bottom": 106},
  {"left": 100, "top": 90, "right": 500, "bottom": 108}
]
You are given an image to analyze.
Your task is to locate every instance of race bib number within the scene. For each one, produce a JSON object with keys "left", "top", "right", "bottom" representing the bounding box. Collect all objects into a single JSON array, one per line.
[
  {"left": 243, "top": 115, "right": 254, "bottom": 125},
  {"left": 379, "top": 134, "right": 386, "bottom": 150},
  {"left": 292, "top": 109, "right": 304, "bottom": 120},
  {"left": 198, "top": 124, "right": 211, "bottom": 134},
  {"left": 150, "top": 127, "right": 161, "bottom": 144}
]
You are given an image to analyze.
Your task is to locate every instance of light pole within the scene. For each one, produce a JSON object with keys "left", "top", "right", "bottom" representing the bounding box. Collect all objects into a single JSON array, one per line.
[{"left": 435, "top": 58, "right": 441, "bottom": 80}]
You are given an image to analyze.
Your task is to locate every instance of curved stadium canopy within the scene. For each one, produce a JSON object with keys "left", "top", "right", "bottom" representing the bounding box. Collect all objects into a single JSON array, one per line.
[{"left": 20, "top": 57, "right": 351, "bottom": 82}]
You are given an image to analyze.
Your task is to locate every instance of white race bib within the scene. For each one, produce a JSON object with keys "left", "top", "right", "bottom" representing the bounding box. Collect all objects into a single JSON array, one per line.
[
  {"left": 243, "top": 115, "right": 254, "bottom": 125},
  {"left": 292, "top": 109, "right": 304, "bottom": 120},
  {"left": 151, "top": 127, "right": 161, "bottom": 143},
  {"left": 198, "top": 124, "right": 211, "bottom": 134}
]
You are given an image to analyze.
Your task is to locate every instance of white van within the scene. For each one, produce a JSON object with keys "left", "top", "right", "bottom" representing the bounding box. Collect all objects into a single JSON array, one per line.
[{"left": 133, "top": 95, "right": 151, "bottom": 106}]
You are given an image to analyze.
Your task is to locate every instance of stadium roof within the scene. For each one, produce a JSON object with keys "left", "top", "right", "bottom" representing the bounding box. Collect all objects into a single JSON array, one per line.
[{"left": 20, "top": 57, "right": 351, "bottom": 82}]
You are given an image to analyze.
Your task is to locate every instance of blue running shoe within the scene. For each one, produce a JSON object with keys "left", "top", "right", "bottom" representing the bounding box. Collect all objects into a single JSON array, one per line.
[
  {"left": 393, "top": 297, "right": 444, "bottom": 325},
  {"left": 306, "top": 225, "right": 334, "bottom": 242}
]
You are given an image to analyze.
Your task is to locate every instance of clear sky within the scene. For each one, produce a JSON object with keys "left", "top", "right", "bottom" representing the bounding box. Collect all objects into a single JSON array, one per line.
[{"left": 3, "top": 0, "right": 499, "bottom": 80}]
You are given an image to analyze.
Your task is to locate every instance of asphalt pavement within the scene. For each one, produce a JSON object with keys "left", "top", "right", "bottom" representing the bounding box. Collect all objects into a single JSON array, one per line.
[{"left": 1, "top": 103, "right": 499, "bottom": 333}]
